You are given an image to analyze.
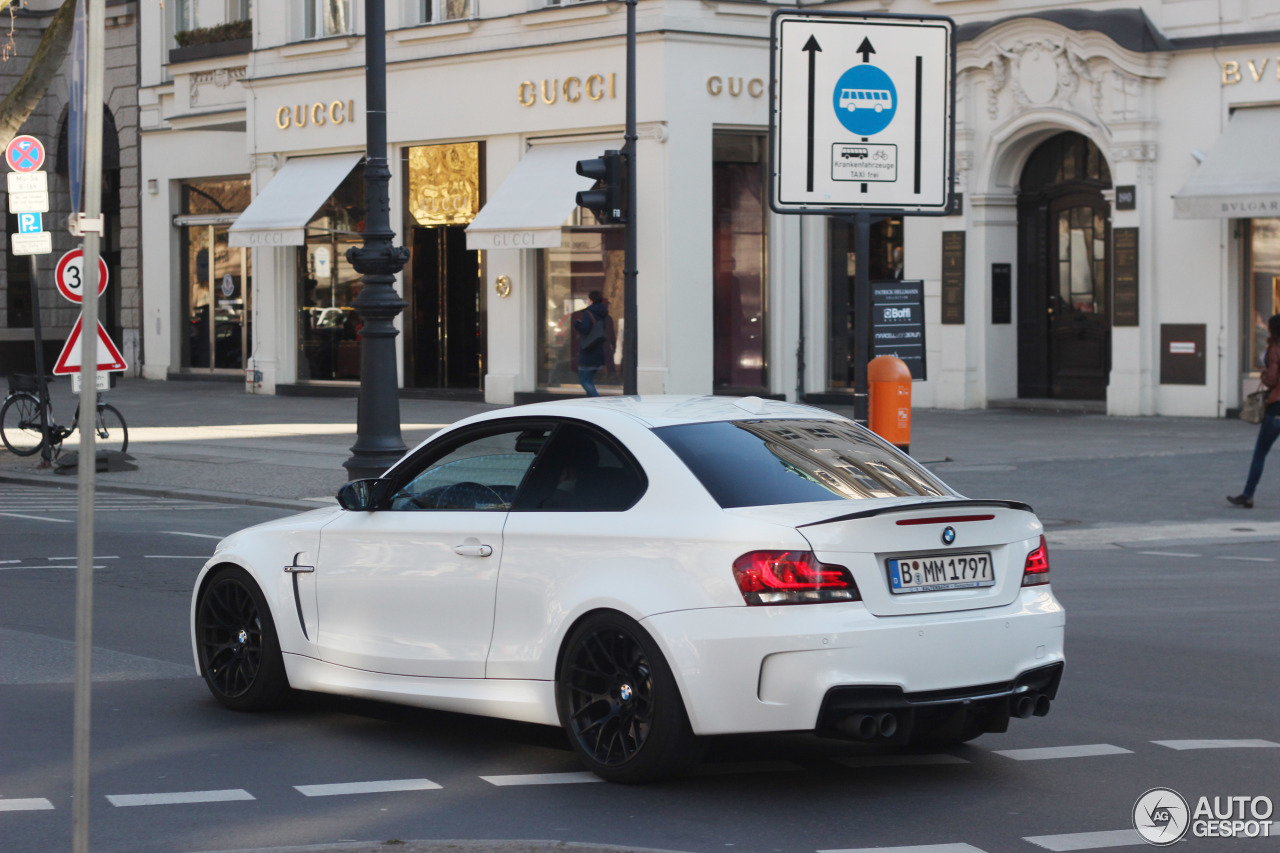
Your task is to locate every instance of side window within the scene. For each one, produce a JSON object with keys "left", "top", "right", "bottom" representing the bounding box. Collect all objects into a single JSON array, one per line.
[
  {"left": 388, "top": 427, "right": 549, "bottom": 511},
  {"left": 513, "top": 423, "right": 646, "bottom": 511}
]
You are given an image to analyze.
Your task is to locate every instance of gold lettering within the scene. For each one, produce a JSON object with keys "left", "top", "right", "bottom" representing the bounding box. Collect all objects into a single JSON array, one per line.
[
  {"left": 609, "top": 72, "right": 616, "bottom": 99},
  {"left": 276, "top": 106, "right": 291, "bottom": 129},
  {"left": 587, "top": 74, "right": 604, "bottom": 100},
  {"left": 293, "top": 105, "right": 308, "bottom": 127},
  {"left": 329, "top": 100, "right": 345, "bottom": 124},
  {"left": 564, "top": 76, "right": 581, "bottom": 102},
  {"left": 1250, "top": 58, "right": 1269, "bottom": 81},
  {"left": 348, "top": 100, "right": 355, "bottom": 122},
  {"left": 1223, "top": 61, "right": 1241, "bottom": 85},
  {"left": 729, "top": 77, "right": 743, "bottom": 97},
  {"left": 541, "top": 79, "right": 558, "bottom": 105},
  {"left": 748, "top": 78, "right": 764, "bottom": 97},
  {"left": 707, "top": 76, "right": 722, "bottom": 96},
  {"left": 312, "top": 103, "right": 326, "bottom": 126},
  {"left": 518, "top": 81, "right": 535, "bottom": 107}
]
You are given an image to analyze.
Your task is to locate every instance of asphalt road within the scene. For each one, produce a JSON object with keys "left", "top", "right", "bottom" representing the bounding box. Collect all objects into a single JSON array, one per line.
[{"left": 1, "top": 489, "right": 1278, "bottom": 853}]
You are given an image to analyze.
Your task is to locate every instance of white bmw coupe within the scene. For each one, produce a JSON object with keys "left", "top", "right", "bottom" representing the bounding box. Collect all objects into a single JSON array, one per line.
[{"left": 191, "top": 396, "right": 1064, "bottom": 782}]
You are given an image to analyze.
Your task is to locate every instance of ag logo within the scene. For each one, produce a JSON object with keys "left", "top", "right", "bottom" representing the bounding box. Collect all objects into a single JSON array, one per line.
[
  {"left": 1133, "top": 787, "right": 1190, "bottom": 846},
  {"left": 941, "top": 526, "right": 956, "bottom": 546}
]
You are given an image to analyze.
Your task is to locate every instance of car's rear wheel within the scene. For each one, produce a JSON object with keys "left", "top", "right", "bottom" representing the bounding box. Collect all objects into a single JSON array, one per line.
[
  {"left": 556, "top": 612, "right": 699, "bottom": 783},
  {"left": 195, "top": 566, "right": 290, "bottom": 711}
]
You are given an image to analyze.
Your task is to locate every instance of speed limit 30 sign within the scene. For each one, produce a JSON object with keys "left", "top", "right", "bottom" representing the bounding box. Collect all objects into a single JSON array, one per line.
[{"left": 55, "top": 248, "right": 109, "bottom": 303}]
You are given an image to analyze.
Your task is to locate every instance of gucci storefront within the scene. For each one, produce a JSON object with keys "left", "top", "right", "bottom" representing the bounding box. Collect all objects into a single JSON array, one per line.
[{"left": 138, "top": 2, "right": 1280, "bottom": 417}]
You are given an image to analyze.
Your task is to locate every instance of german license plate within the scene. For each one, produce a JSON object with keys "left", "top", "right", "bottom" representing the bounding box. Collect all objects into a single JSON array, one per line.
[{"left": 887, "top": 552, "right": 994, "bottom": 594}]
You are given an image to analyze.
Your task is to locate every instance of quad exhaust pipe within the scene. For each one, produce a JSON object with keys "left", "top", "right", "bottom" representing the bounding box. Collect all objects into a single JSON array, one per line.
[{"left": 838, "top": 712, "right": 900, "bottom": 740}]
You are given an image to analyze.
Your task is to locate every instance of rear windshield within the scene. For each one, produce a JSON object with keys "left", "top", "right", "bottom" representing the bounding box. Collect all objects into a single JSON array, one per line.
[{"left": 655, "top": 419, "right": 952, "bottom": 509}]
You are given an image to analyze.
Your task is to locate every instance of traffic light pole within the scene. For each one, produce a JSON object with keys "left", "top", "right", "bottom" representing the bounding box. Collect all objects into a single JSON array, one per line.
[{"left": 623, "top": 0, "right": 638, "bottom": 396}]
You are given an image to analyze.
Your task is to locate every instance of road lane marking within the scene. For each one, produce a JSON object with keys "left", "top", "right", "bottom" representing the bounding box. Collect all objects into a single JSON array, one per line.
[
  {"left": 161, "top": 531, "right": 223, "bottom": 540},
  {"left": 0, "top": 512, "right": 73, "bottom": 523},
  {"left": 994, "top": 744, "right": 1132, "bottom": 761},
  {"left": 834, "top": 754, "right": 970, "bottom": 769},
  {"left": 294, "top": 779, "right": 442, "bottom": 797},
  {"left": 819, "top": 840, "right": 988, "bottom": 845},
  {"left": 144, "top": 555, "right": 209, "bottom": 559},
  {"left": 0, "top": 565, "right": 107, "bottom": 570},
  {"left": 1023, "top": 829, "right": 1142, "bottom": 850},
  {"left": 0, "top": 798, "right": 55, "bottom": 811},
  {"left": 1135, "top": 551, "right": 1199, "bottom": 558},
  {"left": 47, "top": 556, "right": 118, "bottom": 560},
  {"left": 480, "top": 772, "right": 601, "bottom": 786},
  {"left": 106, "top": 789, "right": 254, "bottom": 807},
  {"left": 1152, "top": 739, "right": 1278, "bottom": 750},
  {"left": 1218, "top": 556, "right": 1276, "bottom": 563}
]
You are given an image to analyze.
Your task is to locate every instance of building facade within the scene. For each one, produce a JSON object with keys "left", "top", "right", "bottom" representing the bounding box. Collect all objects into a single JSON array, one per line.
[
  {"left": 1, "top": 0, "right": 140, "bottom": 377},
  {"left": 136, "top": 0, "right": 1280, "bottom": 417}
]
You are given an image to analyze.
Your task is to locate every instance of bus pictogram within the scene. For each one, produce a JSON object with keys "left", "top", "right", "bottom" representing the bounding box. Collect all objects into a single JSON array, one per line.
[{"left": 839, "top": 89, "right": 894, "bottom": 113}]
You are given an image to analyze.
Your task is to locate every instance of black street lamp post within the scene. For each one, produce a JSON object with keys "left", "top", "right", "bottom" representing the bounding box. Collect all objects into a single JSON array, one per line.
[{"left": 344, "top": 0, "right": 411, "bottom": 481}]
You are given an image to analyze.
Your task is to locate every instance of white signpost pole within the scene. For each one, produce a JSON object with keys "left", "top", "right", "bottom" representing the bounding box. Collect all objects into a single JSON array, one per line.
[{"left": 72, "top": 0, "right": 106, "bottom": 850}]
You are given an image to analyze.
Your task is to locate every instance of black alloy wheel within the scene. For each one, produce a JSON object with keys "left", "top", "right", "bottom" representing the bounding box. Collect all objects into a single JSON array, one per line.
[
  {"left": 195, "top": 567, "right": 290, "bottom": 711},
  {"left": 557, "top": 612, "right": 699, "bottom": 783}
]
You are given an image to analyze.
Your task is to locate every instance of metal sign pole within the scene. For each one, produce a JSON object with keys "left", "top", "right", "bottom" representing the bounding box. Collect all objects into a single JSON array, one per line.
[
  {"left": 28, "top": 256, "right": 52, "bottom": 465},
  {"left": 622, "top": 0, "right": 638, "bottom": 396},
  {"left": 72, "top": 0, "right": 106, "bottom": 849}
]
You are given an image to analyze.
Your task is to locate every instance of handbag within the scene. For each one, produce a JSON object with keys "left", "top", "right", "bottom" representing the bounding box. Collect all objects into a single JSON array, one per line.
[{"left": 1240, "top": 383, "right": 1267, "bottom": 424}]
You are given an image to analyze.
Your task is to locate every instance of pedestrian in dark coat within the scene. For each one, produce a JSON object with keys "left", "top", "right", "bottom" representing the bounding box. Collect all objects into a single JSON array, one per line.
[
  {"left": 574, "top": 291, "right": 612, "bottom": 397},
  {"left": 1229, "top": 313, "right": 1280, "bottom": 508}
]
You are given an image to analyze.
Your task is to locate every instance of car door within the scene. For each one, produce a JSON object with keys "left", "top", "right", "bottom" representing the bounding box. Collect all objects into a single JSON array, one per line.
[{"left": 313, "top": 423, "right": 549, "bottom": 678}]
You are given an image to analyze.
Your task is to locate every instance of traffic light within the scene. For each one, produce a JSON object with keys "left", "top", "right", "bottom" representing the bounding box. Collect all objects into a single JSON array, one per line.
[{"left": 575, "top": 149, "right": 627, "bottom": 225}]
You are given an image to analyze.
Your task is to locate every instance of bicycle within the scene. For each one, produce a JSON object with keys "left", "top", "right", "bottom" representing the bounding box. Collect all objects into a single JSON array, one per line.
[{"left": 1, "top": 373, "right": 129, "bottom": 459}]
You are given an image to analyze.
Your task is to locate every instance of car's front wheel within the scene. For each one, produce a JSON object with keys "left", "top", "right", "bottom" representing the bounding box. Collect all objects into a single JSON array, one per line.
[
  {"left": 556, "top": 612, "right": 699, "bottom": 783},
  {"left": 195, "top": 566, "right": 290, "bottom": 711}
]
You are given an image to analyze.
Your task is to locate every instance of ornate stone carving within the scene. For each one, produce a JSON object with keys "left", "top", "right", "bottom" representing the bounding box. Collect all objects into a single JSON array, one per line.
[{"left": 190, "top": 66, "right": 247, "bottom": 106}]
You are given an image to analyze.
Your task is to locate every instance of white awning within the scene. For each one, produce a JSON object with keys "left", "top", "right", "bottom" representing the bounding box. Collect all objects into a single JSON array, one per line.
[
  {"left": 228, "top": 152, "right": 363, "bottom": 247},
  {"left": 1174, "top": 108, "right": 1280, "bottom": 219},
  {"left": 465, "top": 140, "right": 620, "bottom": 251}
]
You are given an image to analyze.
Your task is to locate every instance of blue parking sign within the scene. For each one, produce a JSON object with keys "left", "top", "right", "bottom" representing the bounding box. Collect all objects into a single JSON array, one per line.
[{"left": 18, "top": 212, "right": 42, "bottom": 234}]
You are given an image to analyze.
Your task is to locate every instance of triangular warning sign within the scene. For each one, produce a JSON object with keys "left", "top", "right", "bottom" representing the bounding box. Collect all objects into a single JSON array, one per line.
[{"left": 52, "top": 316, "right": 128, "bottom": 374}]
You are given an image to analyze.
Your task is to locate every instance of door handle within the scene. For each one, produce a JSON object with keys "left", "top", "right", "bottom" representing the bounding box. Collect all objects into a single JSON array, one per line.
[{"left": 454, "top": 544, "right": 493, "bottom": 557}]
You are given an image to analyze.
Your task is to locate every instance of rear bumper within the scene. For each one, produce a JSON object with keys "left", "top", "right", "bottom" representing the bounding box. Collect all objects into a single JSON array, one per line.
[{"left": 642, "top": 587, "right": 1065, "bottom": 736}]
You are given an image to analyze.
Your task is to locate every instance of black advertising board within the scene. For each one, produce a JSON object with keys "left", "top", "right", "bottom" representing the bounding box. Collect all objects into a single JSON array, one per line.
[
  {"left": 941, "top": 230, "right": 965, "bottom": 324},
  {"left": 991, "top": 262, "right": 1011, "bottom": 324},
  {"left": 871, "top": 279, "right": 926, "bottom": 380},
  {"left": 1113, "top": 227, "right": 1139, "bottom": 327}
]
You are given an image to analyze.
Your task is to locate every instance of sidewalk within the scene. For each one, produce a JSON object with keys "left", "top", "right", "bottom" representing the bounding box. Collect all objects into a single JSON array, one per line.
[{"left": 1, "top": 377, "right": 1273, "bottom": 545}]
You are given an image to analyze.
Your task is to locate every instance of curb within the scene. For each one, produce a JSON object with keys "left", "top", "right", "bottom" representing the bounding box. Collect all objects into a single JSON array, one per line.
[{"left": 0, "top": 471, "right": 318, "bottom": 513}]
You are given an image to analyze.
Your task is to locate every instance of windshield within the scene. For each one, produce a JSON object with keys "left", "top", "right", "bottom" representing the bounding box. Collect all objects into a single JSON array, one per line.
[{"left": 655, "top": 418, "right": 953, "bottom": 509}]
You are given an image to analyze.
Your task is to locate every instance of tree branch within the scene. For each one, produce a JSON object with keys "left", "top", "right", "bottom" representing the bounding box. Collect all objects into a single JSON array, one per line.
[{"left": 0, "top": 0, "right": 78, "bottom": 149}]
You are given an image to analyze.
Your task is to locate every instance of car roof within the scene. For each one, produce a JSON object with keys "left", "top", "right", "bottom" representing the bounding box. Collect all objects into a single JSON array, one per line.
[{"left": 464, "top": 395, "right": 842, "bottom": 430}]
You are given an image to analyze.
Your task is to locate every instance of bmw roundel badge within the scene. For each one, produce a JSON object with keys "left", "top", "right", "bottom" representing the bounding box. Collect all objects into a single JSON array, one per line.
[{"left": 941, "top": 526, "right": 956, "bottom": 546}]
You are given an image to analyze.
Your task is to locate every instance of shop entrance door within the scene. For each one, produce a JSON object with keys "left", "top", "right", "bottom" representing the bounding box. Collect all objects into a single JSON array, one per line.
[
  {"left": 409, "top": 224, "right": 482, "bottom": 389},
  {"left": 1016, "top": 132, "right": 1112, "bottom": 400},
  {"left": 184, "top": 223, "right": 251, "bottom": 372}
]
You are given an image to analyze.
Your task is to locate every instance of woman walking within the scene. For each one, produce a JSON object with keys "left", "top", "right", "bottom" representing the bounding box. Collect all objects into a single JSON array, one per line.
[{"left": 1229, "top": 313, "right": 1280, "bottom": 508}]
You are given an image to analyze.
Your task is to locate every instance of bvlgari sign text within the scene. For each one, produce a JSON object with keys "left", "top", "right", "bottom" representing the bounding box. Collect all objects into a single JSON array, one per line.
[
  {"left": 518, "top": 74, "right": 617, "bottom": 106},
  {"left": 275, "top": 100, "right": 357, "bottom": 130},
  {"left": 1221, "top": 59, "right": 1280, "bottom": 84}
]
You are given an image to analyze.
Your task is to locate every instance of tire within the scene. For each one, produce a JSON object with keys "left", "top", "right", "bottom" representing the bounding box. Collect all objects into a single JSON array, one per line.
[
  {"left": 556, "top": 611, "right": 700, "bottom": 783},
  {"left": 1, "top": 392, "right": 47, "bottom": 456},
  {"left": 194, "top": 566, "right": 291, "bottom": 711},
  {"left": 83, "top": 403, "right": 128, "bottom": 455}
]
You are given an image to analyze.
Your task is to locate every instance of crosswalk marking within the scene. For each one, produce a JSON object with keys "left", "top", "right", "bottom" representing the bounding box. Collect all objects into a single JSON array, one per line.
[
  {"left": 0, "top": 798, "right": 54, "bottom": 811},
  {"left": 1152, "top": 738, "right": 1278, "bottom": 750},
  {"left": 1023, "top": 829, "right": 1142, "bottom": 850},
  {"left": 294, "top": 779, "right": 441, "bottom": 797},
  {"left": 480, "top": 772, "right": 601, "bottom": 786},
  {"left": 994, "top": 744, "right": 1132, "bottom": 761},
  {"left": 834, "top": 754, "right": 969, "bottom": 769},
  {"left": 106, "top": 789, "right": 254, "bottom": 807},
  {"left": 0, "top": 489, "right": 230, "bottom": 513}
]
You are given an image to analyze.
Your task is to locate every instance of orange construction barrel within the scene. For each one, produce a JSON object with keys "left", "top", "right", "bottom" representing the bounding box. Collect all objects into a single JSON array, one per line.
[{"left": 868, "top": 355, "right": 912, "bottom": 452}]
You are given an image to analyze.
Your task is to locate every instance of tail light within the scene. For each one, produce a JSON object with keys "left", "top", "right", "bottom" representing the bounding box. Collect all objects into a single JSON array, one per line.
[
  {"left": 1021, "top": 535, "right": 1050, "bottom": 586},
  {"left": 732, "top": 550, "right": 860, "bottom": 605}
]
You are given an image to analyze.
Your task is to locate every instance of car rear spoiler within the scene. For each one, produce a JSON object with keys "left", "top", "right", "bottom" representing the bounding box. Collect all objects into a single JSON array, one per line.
[{"left": 797, "top": 499, "right": 1035, "bottom": 529}]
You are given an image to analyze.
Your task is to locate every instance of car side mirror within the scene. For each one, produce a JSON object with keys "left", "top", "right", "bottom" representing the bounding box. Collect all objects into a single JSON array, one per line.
[{"left": 337, "top": 478, "right": 390, "bottom": 511}]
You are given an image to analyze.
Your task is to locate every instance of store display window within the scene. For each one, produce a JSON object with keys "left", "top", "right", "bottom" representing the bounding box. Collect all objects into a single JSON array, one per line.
[{"left": 1244, "top": 219, "right": 1280, "bottom": 372}]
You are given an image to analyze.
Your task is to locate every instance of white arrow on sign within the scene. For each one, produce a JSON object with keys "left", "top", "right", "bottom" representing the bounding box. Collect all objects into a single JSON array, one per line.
[{"left": 52, "top": 316, "right": 128, "bottom": 374}]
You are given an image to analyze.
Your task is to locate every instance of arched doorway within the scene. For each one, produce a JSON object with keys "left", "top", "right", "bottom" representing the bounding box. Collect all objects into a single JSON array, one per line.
[{"left": 1016, "top": 132, "right": 1112, "bottom": 400}]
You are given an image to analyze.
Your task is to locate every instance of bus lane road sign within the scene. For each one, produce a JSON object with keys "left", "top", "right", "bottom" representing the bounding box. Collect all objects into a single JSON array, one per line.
[
  {"left": 5, "top": 135, "right": 45, "bottom": 173},
  {"left": 55, "top": 248, "right": 110, "bottom": 303},
  {"left": 770, "top": 10, "right": 955, "bottom": 215}
]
